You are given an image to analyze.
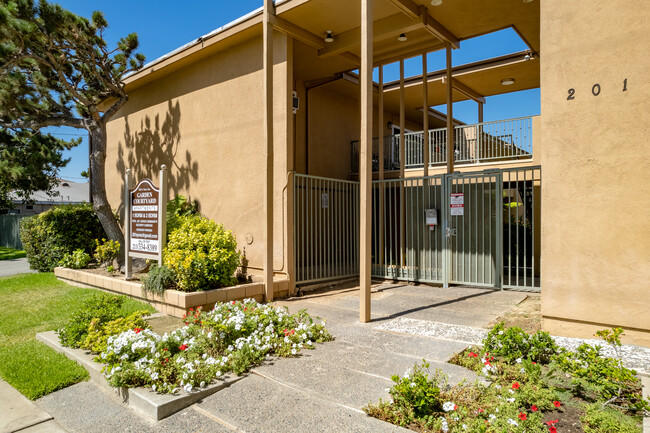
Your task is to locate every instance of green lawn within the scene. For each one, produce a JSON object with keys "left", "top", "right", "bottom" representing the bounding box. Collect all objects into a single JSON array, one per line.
[
  {"left": 0, "top": 247, "right": 26, "bottom": 260},
  {"left": 0, "top": 272, "right": 155, "bottom": 399}
]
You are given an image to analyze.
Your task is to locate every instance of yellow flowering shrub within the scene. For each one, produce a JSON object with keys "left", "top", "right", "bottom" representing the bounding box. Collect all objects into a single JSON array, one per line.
[{"left": 164, "top": 216, "right": 240, "bottom": 291}]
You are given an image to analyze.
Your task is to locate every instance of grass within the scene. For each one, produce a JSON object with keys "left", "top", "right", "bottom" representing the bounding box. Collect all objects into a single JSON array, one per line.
[
  {"left": 0, "top": 272, "right": 155, "bottom": 399},
  {"left": 0, "top": 247, "right": 26, "bottom": 260}
]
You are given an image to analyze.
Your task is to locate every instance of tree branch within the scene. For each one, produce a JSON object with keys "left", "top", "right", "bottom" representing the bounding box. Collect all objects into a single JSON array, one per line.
[
  {"left": 0, "top": 117, "right": 90, "bottom": 130},
  {"left": 101, "top": 96, "right": 127, "bottom": 123}
]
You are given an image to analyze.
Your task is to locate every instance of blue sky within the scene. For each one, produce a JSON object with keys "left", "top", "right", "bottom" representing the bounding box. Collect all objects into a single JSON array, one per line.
[{"left": 50, "top": 1, "right": 539, "bottom": 180}]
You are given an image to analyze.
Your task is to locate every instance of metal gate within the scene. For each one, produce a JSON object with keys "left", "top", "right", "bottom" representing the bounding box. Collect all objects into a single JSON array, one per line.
[
  {"left": 293, "top": 167, "right": 540, "bottom": 291},
  {"left": 445, "top": 171, "right": 502, "bottom": 288}
]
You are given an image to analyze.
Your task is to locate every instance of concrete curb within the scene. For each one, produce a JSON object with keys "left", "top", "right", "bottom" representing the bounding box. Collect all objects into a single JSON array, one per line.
[{"left": 36, "top": 331, "right": 244, "bottom": 421}]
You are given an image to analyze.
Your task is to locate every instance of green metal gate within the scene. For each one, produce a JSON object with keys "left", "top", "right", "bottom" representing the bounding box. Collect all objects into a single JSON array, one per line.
[{"left": 294, "top": 167, "right": 541, "bottom": 291}]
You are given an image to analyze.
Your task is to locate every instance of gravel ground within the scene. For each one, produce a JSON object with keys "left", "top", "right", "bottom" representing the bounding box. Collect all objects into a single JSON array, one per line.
[{"left": 377, "top": 317, "right": 650, "bottom": 375}]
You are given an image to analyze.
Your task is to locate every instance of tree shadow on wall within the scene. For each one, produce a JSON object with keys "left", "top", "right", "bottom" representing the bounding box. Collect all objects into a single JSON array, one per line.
[{"left": 115, "top": 100, "right": 199, "bottom": 219}]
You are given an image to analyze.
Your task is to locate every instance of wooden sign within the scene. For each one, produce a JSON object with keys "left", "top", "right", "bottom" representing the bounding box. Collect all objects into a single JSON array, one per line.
[
  {"left": 124, "top": 165, "right": 167, "bottom": 279},
  {"left": 129, "top": 179, "right": 160, "bottom": 256}
]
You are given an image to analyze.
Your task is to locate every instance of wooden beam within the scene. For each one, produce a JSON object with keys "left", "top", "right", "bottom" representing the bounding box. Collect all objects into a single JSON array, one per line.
[
  {"left": 263, "top": 0, "right": 274, "bottom": 302},
  {"left": 386, "top": 0, "right": 419, "bottom": 19},
  {"left": 441, "top": 76, "right": 486, "bottom": 104},
  {"left": 422, "top": 10, "right": 460, "bottom": 49},
  {"left": 359, "top": 0, "right": 373, "bottom": 324},
  {"left": 269, "top": 15, "right": 325, "bottom": 49},
  {"left": 318, "top": 13, "right": 420, "bottom": 58},
  {"left": 422, "top": 52, "right": 429, "bottom": 177},
  {"left": 387, "top": 0, "right": 459, "bottom": 48},
  {"left": 338, "top": 51, "right": 361, "bottom": 66},
  {"left": 445, "top": 44, "right": 454, "bottom": 174}
]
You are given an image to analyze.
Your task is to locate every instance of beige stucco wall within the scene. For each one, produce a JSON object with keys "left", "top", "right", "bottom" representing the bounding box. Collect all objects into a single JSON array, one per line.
[
  {"left": 106, "top": 34, "right": 293, "bottom": 278},
  {"left": 540, "top": 1, "right": 650, "bottom": 347}
]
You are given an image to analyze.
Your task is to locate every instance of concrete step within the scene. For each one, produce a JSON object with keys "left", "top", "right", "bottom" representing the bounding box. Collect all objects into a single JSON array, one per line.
[
  {"left": 197, "top": 373, "right": 408, "bottom": 433},
  {"left": 35, "top": 381, "right": 229, "bottom": 433}
]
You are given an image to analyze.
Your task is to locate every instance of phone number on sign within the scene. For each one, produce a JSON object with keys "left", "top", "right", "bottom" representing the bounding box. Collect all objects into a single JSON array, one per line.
[{"left": 130, "top": 239, "right": 159, "bottom": 253}]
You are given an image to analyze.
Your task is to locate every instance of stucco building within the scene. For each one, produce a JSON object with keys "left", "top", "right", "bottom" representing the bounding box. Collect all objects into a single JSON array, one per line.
[{"left": 103, "top": 0, "right": 650, "bottom": 346}]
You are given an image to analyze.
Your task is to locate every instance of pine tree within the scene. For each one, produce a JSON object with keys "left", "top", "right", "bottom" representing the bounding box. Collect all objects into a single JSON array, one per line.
[{"left": 0, "top": 0, "right": 145, "bottom": 246}]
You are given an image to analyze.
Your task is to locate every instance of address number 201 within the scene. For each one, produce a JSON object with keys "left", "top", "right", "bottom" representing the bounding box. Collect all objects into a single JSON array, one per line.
[{"left": 568, "top": 79, "right": 628, "bottom": 100}]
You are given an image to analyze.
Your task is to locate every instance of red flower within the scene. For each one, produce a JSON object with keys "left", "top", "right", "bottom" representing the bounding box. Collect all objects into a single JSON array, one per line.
[
  {"left": 531, "top": 405, "right": 538, "bottom": 412},
  {"left": 179, "top": 344, "right": 188, "bottom": 351},
  {"left": 532, "top": 361, "right": 537, "bottom": 364},
  {"left": 512, "top": 382, "right": 520, "bottom": 389},
  {"left": 484, "top": 361, "right": 491, "bottom": 366},
  {"left": 163, "top": 348, "right": 168, "bottom": 351},
  {"left": 549, "top": 427, "right": 557, "bottom": 433},
  {"left": 546, "top": 419, "right": 559, "bottom": 425},
  {"left": 553, "top": 401, "right": 561, "bottom": 408},
  {"left": 134, "top": 328, "right": 142, "bottom": 334},
  {"left": 468, "top": 352, "right": 478, "bottom": 357},
  {"left": 518, "top": 412, "right": 527, "bottom": 421}
]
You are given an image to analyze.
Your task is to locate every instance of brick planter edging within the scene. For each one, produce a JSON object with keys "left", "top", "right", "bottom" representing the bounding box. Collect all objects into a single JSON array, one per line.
[
  {"left": 36, "top": 331, "right": 243, "bottom": 420},
  {"left": 54, "top": 267, "right": 290, "bottom": 318}
]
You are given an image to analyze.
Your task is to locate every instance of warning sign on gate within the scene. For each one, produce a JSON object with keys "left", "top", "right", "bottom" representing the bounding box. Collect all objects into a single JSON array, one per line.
[{"left": 450, "top": 192, "right": 464, "bottom": 216}]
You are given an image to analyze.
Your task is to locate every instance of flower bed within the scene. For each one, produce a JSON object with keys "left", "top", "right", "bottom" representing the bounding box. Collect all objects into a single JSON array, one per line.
[
  {"left": 54, "top": 267, "right": 290, "bottom": 318},
  {"left": 365, "top": 324, "right": 649, "bottom": 432},
  {"left": 89, "top": 299, "right": 332, "bottom": 394}
]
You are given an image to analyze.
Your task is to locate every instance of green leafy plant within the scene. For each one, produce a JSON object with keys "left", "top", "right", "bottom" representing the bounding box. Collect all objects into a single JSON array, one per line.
[
  {"left": 58, "top": 249, "right": 92, "bottom": 269},
  {"left": 166, "top": 194, "right": 199, "bottom": 238},
  {"left": 101, "top": 299, "right": 333, "bottom": 393},
  {"left": 94, "top": 238, "right": 121, "bottom": 267},
  {"left": 388, "top": 361, "right": 444, "bottom": 423},
  {"left": 141, "top": 263, "right": 176, "bottom": 296},
  {"left": 483, "top": 322, "right": 558, "bottom": 364},
  {"left": 164, "top": 216, "right": 240, "bottom": 291},
  {"left": 20, "top": 203, "right": 105, "bottom": 272},
  {"left": 58, "top": 294, "right": 126, "bottom": 348},
  {"left": 107, "top": 265, "right": 115, "bottom": 273},
  {"left": 82, "top": 311, "right": 150, "bottom": 354},
  {"left": 581, "top": 403, "right": 641, "bottom": 433}
]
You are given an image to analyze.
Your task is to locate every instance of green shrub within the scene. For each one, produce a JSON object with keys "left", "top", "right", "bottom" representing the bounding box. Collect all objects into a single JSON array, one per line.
[
  {"left": 58, "top": 294, "right": 125, "bottom": 348},
  {"left": 142, "top": 263, "right": 176, "bottom": 295},
  {"left": 387, "top": 361, "right": 444, "bottom": 422},
  {"left": 166, "top": 194, "right": 199, "bottom": 239},
  {"left": 82, "top": 311, "right": 150, "bottom": 354},
  {"left": 20, "top": 203, "right": 105, "bottom": 272},
  {"left": 58, "top": 249, "right": 92, "bottom": 269},
  {"left": 164, "top": 216, "right": 240, "bottom": 291},
  {"left": 581, "top": 403, "right": 641, "bottom": 433},
  {"left": 94, "top": 238, "right": 121, "bottom": 267},
  {"left": 483, "top": 322, "right": 558, "bottom": 364}
]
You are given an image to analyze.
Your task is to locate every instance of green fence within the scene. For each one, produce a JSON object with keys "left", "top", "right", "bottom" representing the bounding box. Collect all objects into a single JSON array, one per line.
[{"left": 0, "top": 214, "right": 27, "bottom": 250}]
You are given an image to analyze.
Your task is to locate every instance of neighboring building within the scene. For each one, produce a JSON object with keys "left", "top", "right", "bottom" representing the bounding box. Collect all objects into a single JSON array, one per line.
[
  {"left": 5, "top": 180, "right": 90, "bottom": 215},
  {"left": 102, "top": 1, "right": 649, "bottom": 347}
]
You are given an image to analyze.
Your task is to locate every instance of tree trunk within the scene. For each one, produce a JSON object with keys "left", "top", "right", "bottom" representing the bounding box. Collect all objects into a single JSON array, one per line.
[{"left": 89, "top": 123, "right": 125, "bottom": 259}]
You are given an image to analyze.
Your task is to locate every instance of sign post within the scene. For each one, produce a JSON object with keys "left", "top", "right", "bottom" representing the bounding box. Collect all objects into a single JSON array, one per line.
[{"left": 124, "top": 165, "right": 168, "bottom": 279}]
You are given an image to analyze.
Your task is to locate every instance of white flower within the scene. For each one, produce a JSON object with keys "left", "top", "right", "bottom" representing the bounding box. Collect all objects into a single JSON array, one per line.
[
  {"left": 442, "top": 402, "right": 456, "bottom": 412},
  {"left": 291, "top": 349, "right": 297, "bottom": 355},
  {"left": 516, "top": 358, "right": 522, "bottom": 363},
  {"left": 507, "top": 397, "right": 515, "bottom": 403},
  {"left": 507, "top": 419, "right": 518, "bottom": 427},
  {"left": 410, "top": 382, "right": 416, "bottom": 388},
  {"left": 488, "top": 414, "right": 496, "bottom": 421}
]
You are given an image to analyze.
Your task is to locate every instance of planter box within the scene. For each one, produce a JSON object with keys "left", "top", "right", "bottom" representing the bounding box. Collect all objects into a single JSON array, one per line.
[
  {"left": 54, "top": 267, "right": 291, "bottom": 318},
  {"left": 36, "top": 331, "right": 243, "bottom": 420}
]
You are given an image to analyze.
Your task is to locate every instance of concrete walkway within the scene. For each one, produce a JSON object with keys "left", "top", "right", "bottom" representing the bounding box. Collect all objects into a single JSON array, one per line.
[
  {"left": 0, "top": 380, "right": 65, "bottom": 433},
  {"left": 0, "top": 258, "right": 36, "bottom": 277},
  {"left": 27, "top": 283, "right": 526, "bottom": 432}
]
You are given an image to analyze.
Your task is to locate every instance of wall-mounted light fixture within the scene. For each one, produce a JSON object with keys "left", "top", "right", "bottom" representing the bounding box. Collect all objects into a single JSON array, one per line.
[
  {"left": 398, "top": 33, "right": 408, "bottom": 42},
  {"left": 501, "top": 78, "right": 516, "bottom": 86},
  {"left": 324, "top": 31, "right": 334, "bottom": 43},
  {"left": 522, "top": 0, "right": 534, "bottom": 3},
  {"left": 431, "top": 0, "right": 443, "bottom": 5}
]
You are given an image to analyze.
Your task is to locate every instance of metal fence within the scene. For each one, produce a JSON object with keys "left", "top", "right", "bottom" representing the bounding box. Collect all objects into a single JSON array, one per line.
[
  {"left": 351, "top": 117, "right": 534, "bottom": 172},
  {"left": 293, "top": 174, "right": 359, "bottom": 284},
  {"left": 293, "top": 167, "right": 540, "bottom": 291},
  {"left": 371, "top": 176, "right": 445, "bottom": 283},
  {"left": 0, "top": 214, "right": 27, "bottom": 250}
]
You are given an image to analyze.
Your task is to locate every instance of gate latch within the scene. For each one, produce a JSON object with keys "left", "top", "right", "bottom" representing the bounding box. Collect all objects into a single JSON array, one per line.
[{"left": 445, "top": 227, "right": 457, "bottom": 238}]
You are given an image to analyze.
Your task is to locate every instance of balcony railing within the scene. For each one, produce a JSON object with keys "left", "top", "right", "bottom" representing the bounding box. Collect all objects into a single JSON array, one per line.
[{"left": 351, "top": 116, "right": 534, "bottom": 173}]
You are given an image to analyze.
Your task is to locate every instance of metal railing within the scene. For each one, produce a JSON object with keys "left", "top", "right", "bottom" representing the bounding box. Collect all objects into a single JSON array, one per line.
[
  {"left": 351, "top": 116, "right": 534, "bottom": 172},
  {"left": 293, "top": 174, "right": 359, "bottom": 284}
]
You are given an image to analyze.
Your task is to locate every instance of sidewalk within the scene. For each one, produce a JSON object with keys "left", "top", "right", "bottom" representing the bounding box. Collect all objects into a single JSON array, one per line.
[
  {"left": 0, "top": 379, "right": 65, "bottom": 433},
  {"left": 0, "top": 258, "right": 36, "bottom": 277},
  {"left": 30, "top": 283, "right": 527, "bottom": 432}
]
